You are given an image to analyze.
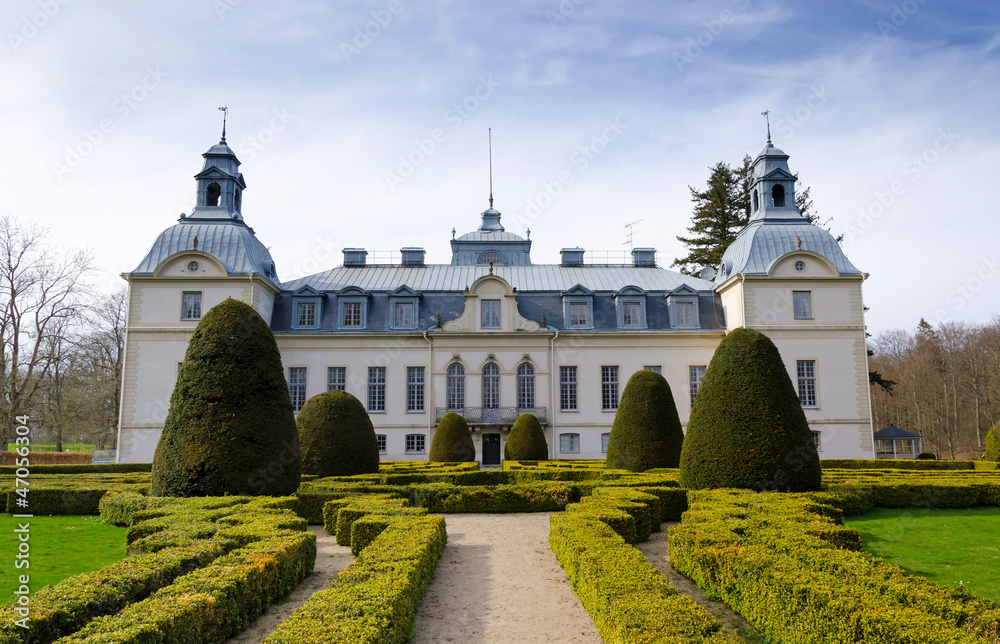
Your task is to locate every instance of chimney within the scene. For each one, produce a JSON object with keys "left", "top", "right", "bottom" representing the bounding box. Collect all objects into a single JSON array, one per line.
[
  {"left": 400, "top": 247, "right": 426, "bottom": 266},
  {"left": 632, "top": 247, "right": 656, "bottom": 267},
  {"left": 560, "top": 247, "right": 585, "bottom": 267},
  {"left": 343, "top": 248, "right": 367, "bottom": 266}
]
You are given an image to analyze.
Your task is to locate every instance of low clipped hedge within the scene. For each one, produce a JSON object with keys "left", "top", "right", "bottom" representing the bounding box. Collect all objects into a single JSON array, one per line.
[
  {"left": 550, "top": 505, "right": 739, "bottom": 643},
  {"left": 411, "top": 482, "right": 578, "bottom": 513},
  {"left": 822, "top": 458, "right": 982, "bottom": 471},
  {"left": 0, "top": 462, "right": 151, "bottom": 476},
  {"left": 0, "top": 492, "right": 315, "bottom": 644},
  {"left": 667, "top": 487, "right": 1000, "bottom": 643},
  {"left": 263, "top": 515, "right": 447, "bottom": 644}
]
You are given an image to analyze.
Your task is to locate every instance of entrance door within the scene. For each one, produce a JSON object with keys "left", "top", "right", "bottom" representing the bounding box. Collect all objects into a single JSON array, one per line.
[{"left": 482, "top": 433, "right": 501, "bottom": 466}]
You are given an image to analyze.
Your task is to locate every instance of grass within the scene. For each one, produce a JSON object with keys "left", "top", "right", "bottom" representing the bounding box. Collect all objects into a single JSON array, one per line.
[
  {"left": 6, "top": 442, "right": 96, "bottom": 452},
  {"left": 0, "top": 514, "right": 127, "bottom": 599},
  {"left": 846, "top": 506, "right": 1000, "bottom": 601}
]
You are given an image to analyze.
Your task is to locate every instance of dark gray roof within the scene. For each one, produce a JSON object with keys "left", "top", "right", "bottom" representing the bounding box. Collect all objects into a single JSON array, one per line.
[
  {"left": 873, "top": 425, "right": 921, "bottom": 439},
  {"left": 131, "top": 220, "right": 278, "bottom": 280}
]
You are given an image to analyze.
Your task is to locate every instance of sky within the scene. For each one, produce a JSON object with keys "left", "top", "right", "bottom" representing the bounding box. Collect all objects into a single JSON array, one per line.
[{"left": 2, "top": 0, "right": 998, "bottom": 335}]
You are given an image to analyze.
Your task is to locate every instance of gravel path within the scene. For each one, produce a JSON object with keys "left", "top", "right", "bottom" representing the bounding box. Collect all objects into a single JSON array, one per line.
[
  {"left": 223, "top": 526, "right": 354, "bottom": 643},
  {"left": 411, "top": 512, "right": 602, "bottom": 644},
  {"left": 635, "top": 524, "right": 760, "bottom": 640}
]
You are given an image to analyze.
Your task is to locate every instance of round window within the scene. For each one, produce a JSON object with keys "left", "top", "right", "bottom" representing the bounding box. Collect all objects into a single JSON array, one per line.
[
  {"left": 794, "top": 261, "right": 805, "bottom": 272},
  {"left": 187, "top": 261, "right": 200, "bottom": 273}
]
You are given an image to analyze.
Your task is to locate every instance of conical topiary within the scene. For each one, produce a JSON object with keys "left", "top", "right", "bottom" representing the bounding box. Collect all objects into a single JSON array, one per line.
[
  {"left": 429, "top": 412, "right": 476, "bottom": 462},
  {"left": 678, "top": 327, "right": 821, "bottom": 492},
  {"left": 605, "top": 370, "right": 684, "bottom": 471},
  {"left": 986, "top": 422, "right": 1000, "bottom": 462},
  {"left": 297, "top": 390, "right": 379, "bottom": 476},
  {"left": 504, "top": 413, "right": 549, "bottom": 461},
  {"left": 150, "top": 298, "right": 301, "bottom": 497}
]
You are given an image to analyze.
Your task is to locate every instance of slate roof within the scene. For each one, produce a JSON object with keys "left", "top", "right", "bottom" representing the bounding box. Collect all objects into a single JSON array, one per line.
[
  {"left": 131, "top": 220, "right": 278, "bottom": 280},
  {"left": 717, "top": 219, "right": 860, "bottom": 281}
]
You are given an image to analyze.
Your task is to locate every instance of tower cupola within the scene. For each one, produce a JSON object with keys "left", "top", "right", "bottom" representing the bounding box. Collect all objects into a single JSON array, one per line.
[
  {"left": 188, "top": 128, "right": 247, "bottom": 220},
  {"left": 748, "top": 141, "right": 802, "bottom": 222}
]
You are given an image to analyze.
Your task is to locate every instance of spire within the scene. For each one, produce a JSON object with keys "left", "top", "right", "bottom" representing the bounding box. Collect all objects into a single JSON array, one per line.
[
  {"left": 218, "top": 105, "right": 228, "bottom": 144},
  {"left": 488, "top": 127, "right": 494, "bottom": 209},
  {"left": 761, "top": 109, "right": 772, "bottom": 147}
]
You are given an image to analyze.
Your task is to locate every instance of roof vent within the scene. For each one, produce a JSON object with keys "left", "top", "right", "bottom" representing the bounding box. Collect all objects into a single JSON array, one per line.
[
  {"left": 400, "top": 247, "right": 425, "bottom": 266},
  {"left": 632, "top": 247, "right": 656, "bottom": 267},
  {"left": 343, "top": 248, "right": 367, "bottom": 266},
  {"left": 561, "top": 247, "right": 585, "bottom": 266}
]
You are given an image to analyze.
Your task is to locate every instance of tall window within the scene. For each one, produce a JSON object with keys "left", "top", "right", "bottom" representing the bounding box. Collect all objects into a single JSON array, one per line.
[
  {"left": 772, "top": 183, "right": 786, "bottom": 207},
  {"left": 516, "top": 363, "right": 535, "bottom": 410},
  {"left": 811, "top": 430, "right": 822, "bottom": 451},
  {"left": 376, "top": 434, "right": 387, "bottom": 454},
  {"left": 297, "top": 302, "right": 316, "bottom": 327},
  {"left": 405, "top": 434, "right": 426, "bottom": 453},
  {"left": 560, "top": 433, "right": 580, "bottom": 453},
  {"left": 622, "top": 302, "right": 641, "bottom": 327},
  {"left": 569, "top": 302, "right": 588, "bottom": 327},
  {"left": 689, "top": 365, "right": 707, "bottom": 404},
  {"left": 368, "top": 366, "right": 386, "bottom": 412},
  {"left": 560, "top": 366, "right": 577, "bottom": 411},
  {"left": 181, "top": 292, "right": 202, "bottom": 320},
  {"left": 797, "top": 360, "right": 817, "bottom": 407},
  {"left": 343, "top": 302, "right": 362, "bottom": 327},
  {"left": 793, "top": 291, "right": 813, "bottom": 319},
  {"left": 406, "top": 366, "right": 425, "bottom": 412},
  {"left": 446, "top": 363, "right": 465, "bottom": 410},
  {"left": 288, "top": 367, "right": 306, "bottom": 413},
  {"left": 676, "top": 301, "right": 695, "bottom": 327},
  {"left": 327, "top": 367, "right": 346, "bottom": 391},
  {"left": 601, "top": 433, "right": 611, "bottom": 453},
  {"left": 601, "top": 366, "right": 619, "bottom": 411},
  {"left": 395, "top": 302, "right": 415, "bottom": 328},
  {"left": 482, "top": 363, "right": 500, "bottom": 409},
  {"left": 481, "top": 300, "right": 501, "bottom": 328}
]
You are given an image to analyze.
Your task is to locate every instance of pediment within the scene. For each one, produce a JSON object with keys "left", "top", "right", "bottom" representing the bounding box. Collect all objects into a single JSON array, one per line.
[
  {"left": 614, "top": 285, "right": 646, "bottom": 297},
  {"left": 667, "top": 284, "right": 698, "bottom": 296},
  {"left": 291, "top": 285, "right": 322, "bottom": 297},
  {"left": 338, "top": 286, "right": 370, "bottom": 297},
  {"left": 561, "top": 284, "right": 594, "bottom": 297},
  {"left": 390, "top": 285, "right": 421, "bottom": 298}
]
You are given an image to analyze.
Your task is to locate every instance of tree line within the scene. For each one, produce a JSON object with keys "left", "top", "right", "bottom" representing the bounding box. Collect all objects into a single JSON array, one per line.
[
  {"left": 1, "top": 215, "right": 125, "bottom": 451},
  {"left": 869, "top": 318, "right": 1000, "bottom": 460}
]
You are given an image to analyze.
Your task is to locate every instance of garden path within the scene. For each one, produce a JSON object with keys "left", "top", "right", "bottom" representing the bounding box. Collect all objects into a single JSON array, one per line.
[
  {"left": 410, "top": 512, "right": 602, "bottom": 644},
  {"left": 636, "top": 523, "right": 760, "bottom": 640},
  {"left": 222, "top": 525, "right": 354, "bottom": 643}
]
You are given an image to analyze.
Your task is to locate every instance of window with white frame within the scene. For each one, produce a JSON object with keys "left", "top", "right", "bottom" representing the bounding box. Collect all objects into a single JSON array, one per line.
[
  {"left": 516, "top": 363, "right": 535, "bottom": 409},
  {"left": 394, "top": 301, "right": 415, "bottom": 329},
  {"left": 296, "top": 302, "right": 316, "bottom": 327},
  {"left": 481, "top": 299, "right": 501, "bottom": 328},
  {"left": 601, "top": 366, "right": 619, "bottom": 411},
  {"left": 601, "top": 433, "right": 610, "bottom": 453},
  {"left": 181, "top": 292, "right": 202, "bottom": 320},
  {"left": 560, "top": 366, "right": 577, "bottom": 411},
  {"left": 368, "top": 366, "right": 386, "bottom": 412},
  {"left": 482, "top": 363, "right": 500, "bottom": 409},
  {"left": 644, "top": 365, "right": 662, "bottom": 374},
  {"left": 676, "top": 301, "right": 695, "bottom": 326},
  {"left": 797, "top": 360, "right": 817, "bottom": 407},
  {"left": 793, "top": 291, "right": 813, "bottom": 319},
  {"left": 569, "top": 302, "right": 589, "bottom": 327},
  {"left": 689, "top": 365, "right": 707, "bottom": 404},
  {"left": 667, "top": 291, "right": 699, "bottom": 329},
  {"left": 560, "top": 433, "right": 580, "bottom": 453},
  {"left": 446, "top": 363, "right": 465, "bottom": 410},
  {"left": 405, "top": 434, "right": 426, "bottom": 453},
  {"left": 406, "top": 366, "right": 424, "bottom": 412},
  {"left": 622, "top": 301, "right": 642, "bottom": 327},
  {"left": 327, "top": 367, "right": 346, "bottom": 391},
  {"left": 288, "top": 367, "right": 306, "bottom": 412},
  {"left": 343, "top": 302, "right": 362, "bottom": 327},
  {"left": 811, "top": 430, "right": 822, "bottom": 451},
  {"left": 376, "top": 434, "right": 387, "bottom": 453}
]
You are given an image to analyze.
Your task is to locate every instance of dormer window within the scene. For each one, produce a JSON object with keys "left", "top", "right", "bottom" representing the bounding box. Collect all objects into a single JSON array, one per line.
[
  {"left": 561, "top": 285, "right": 595, "bottom": 330},
  {"left": 614, "top": 286, "right": 647, "bottom": 330},
  {"left": 207, "top": 182, "right": 221, "bottom": 207},
  {"left": 336, "top": 287, "right": 370, "bottom": 330},
  {"left": 291, "top": 287, "right": 324, "bottom": 330},
  {"left": 772, "top": 184, "right": 785, "bottom": 207},
  {"left": 389, "top": 285, "right": 421, "bottom": 330},
  {"left": 570, "top": 303, "right": 588, "bottom": 326},
  {"left": 297, "top": 302, "right": 316, "bottom": 327},
  {"left": 667, "top": 287, "right": 700, "bottom": 329}
]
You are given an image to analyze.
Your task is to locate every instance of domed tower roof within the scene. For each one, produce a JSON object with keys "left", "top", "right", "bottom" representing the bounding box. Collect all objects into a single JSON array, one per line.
[
  {"left": 450, "top": 202, "right": 532, "bottom": 265},
  {"left": 715, "top": 140, "right": 861, "bottom": 283}
]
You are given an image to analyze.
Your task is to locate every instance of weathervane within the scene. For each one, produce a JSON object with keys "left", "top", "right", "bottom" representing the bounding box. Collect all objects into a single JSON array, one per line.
[
  {"left": 761, "top": 109, "right": 771, "bottom": 145},
  {"left": 218, "top": 105, "right": 229, "bottom": 143},
  {"left": 488, "top": 127, "right": 494, "bottom": 209}
]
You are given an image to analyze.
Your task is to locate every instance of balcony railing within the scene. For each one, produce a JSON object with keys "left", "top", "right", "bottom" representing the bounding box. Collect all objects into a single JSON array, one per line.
[{"left": 435, "top": 406, "right": 547, "bottom": 424}]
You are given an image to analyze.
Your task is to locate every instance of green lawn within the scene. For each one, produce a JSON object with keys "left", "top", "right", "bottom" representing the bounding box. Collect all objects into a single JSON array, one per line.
[
  {"left": 0, "top": 515, "right": 127, "bottom": 600},
  {"left": 6, "top": 443, "right": 96, "bottom": 452},
  {"left": 846, "top": 507, "right": 1000, "bottom": 600}
]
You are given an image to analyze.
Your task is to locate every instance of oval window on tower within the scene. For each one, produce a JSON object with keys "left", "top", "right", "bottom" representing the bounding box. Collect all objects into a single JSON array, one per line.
[
  {"left": 187, "top": 261, "right": 200, "bottom": 273},
  {"left": 794, "top": 261, "right": 805, "bottom": 272}
]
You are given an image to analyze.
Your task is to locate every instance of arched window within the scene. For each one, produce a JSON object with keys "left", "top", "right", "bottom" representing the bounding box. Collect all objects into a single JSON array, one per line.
[
  {"left": 752, "top": 189, "right": 759, "bottom": 211},
  {"left": 771, "top": 184, "right": 785, "bottom": 208},
  {"left": 482, "top": 363, "right": 500, "bottom": 409},
  {"left": 479, "top": 251, "right": 505, "bottom": 265},
  {"left": 446, "top": 363, "right": 465, "bottom": 410},
  {"left": 516, "top": 363, "right": 535, "bottom": 410},
  {"left": 206, "top": 182, "right": 221, "bottom": 207},
  {"left": 234, "top": 189, "right": 241, "bottom": 212}
]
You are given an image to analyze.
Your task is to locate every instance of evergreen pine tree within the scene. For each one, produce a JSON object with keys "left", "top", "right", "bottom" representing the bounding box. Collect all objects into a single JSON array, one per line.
[{"left": 672, "top": 159, "right": 750, "bottom": 275}]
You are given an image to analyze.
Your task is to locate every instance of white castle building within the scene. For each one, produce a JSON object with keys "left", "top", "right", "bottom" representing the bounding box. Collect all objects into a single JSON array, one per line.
[{"left": 116, "top": 131, "right": 875, "bottom": 464}]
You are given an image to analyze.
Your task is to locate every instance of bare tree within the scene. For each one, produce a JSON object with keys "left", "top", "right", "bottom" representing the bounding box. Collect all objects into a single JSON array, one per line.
[{"left": 0, "top": 215, "right": 92, "bottom": 439}]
